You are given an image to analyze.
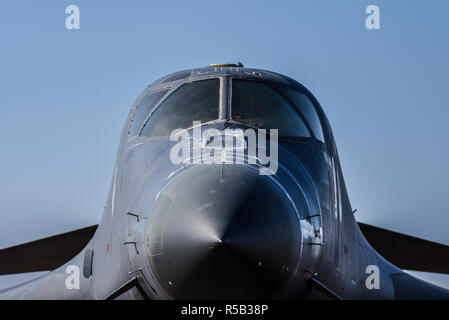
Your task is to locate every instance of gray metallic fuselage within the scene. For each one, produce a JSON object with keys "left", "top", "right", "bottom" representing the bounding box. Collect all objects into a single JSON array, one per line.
[{"left": 1, "top": 67, "right": 448, "bottom": 300}]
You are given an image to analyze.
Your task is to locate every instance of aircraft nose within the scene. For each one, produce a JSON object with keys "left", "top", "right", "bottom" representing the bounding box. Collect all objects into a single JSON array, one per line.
[{"left": 145, "top": 164, "right": 302, "bottom": 299}]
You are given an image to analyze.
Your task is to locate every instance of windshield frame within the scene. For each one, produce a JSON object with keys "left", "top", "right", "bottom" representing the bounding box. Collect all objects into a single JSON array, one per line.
[
  {"left": 133, "top": 75, "right": 328, "bottom": 152},
  {"left": 138, "top": 76, "right": 224, "bottom": 137},
  {"left": 229, "top": 77, "right": 323, "bottom": 142}
]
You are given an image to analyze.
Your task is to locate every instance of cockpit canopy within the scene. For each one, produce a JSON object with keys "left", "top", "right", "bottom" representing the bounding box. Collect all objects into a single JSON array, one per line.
[
  {"left": 129, "top": 75, "right": 327, "bottom": 145},
  {"left": 140, "top": 79, "right": 220, "bottom": 137}
]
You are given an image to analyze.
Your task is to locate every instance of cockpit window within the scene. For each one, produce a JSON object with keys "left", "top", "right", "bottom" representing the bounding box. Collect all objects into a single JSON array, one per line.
[
  {"left": 140, "top": 79, "right": 220, "bottom": 137},
  {"left": 130, "top": 89, "right": 169, "bottom": 136},
  {"left": 231, "top": 79, "right": 311, "bottom": 138},
  {"left": 283, "top": 89, "right": 325, "bottom": 143}
]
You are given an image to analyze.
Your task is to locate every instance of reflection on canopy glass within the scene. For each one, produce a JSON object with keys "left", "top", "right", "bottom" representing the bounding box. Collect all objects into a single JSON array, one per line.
[
  {"left": 130, "top": 89, "right": 169, "bottom": 136},
  {"left": 282, "top": 89, "right": 325, "bottom": 143},
  {"left": 141, "top": 79, "right": 220, "bottom": 137},
  {"left": 231, "top": 79, "right": 311, "bottom": 138}
]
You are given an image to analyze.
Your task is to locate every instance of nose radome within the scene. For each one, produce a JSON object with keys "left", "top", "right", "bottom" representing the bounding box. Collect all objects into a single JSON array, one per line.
[{"left": 145, "top": 164, "right": 302, "bottom": 299}]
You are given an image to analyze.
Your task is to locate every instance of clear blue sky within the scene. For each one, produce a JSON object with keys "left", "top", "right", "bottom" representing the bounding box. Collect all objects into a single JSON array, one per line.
[{"left": 0, "top": 0, "right": 448, "bottom": 289}]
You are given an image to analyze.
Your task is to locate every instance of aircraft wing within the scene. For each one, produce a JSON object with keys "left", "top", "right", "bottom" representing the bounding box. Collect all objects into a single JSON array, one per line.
[
  {"left": 358, "top": 222, "right": 449, "bottom": 274},
  {"left": 0, "top": 225, "right": 98, "bottom": 275},
  {"left": 1, "top": 222, "right": 448, "bottom": 276}
]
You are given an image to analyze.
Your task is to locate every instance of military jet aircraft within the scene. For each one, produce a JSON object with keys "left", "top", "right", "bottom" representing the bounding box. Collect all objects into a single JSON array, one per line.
[{"left": 1, "top": 64, "right": 449, "bottom": 300}]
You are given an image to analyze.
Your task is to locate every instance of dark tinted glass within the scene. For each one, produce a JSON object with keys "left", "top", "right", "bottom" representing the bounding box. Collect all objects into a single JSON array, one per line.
[
  {"left": 231, "top": 80, "right": 311, "bottom": 137},
  {"left": 130, "top": 89, "right": 169, "bottom": 136},
  {"left": 283, "top": 90, "right": 325, "bottom": 143},
  {"left": 141, "top": 79, "right": 220, "bottom": 137}
]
